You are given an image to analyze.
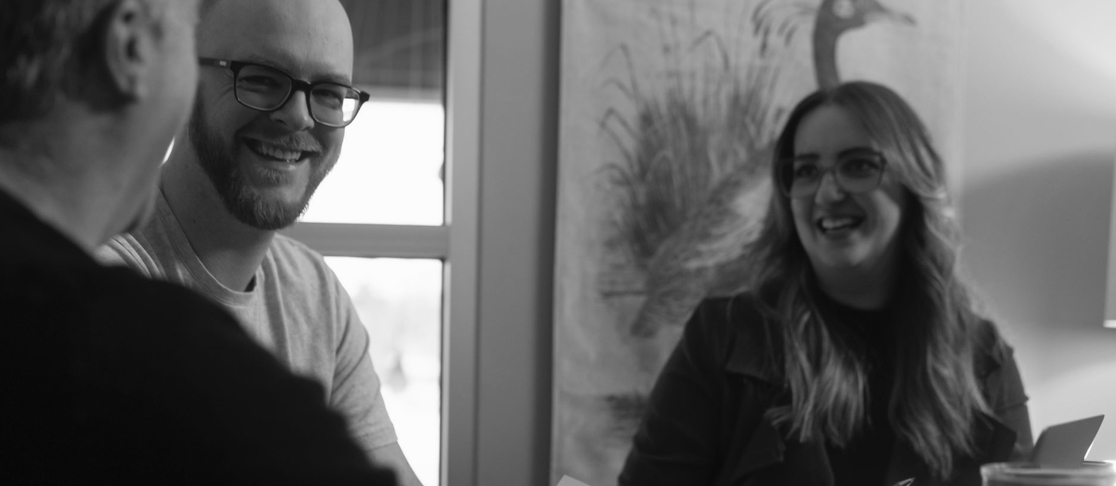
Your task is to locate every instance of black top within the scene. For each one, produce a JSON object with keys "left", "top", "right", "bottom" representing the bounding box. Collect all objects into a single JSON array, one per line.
[
  {"left": 814, "top": 292, "right": 897, "bottom": 486},
  {"left": 0, "top": 189, "right": 396, "bottom": 485},
  {"left": 619, "top": 294, "right": 1033, "bottom": 486}
]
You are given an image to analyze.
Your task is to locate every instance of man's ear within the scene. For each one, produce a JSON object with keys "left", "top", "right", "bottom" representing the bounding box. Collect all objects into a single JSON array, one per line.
[{"left": 101, "top": 0, "right": 158, "bottom": 101}]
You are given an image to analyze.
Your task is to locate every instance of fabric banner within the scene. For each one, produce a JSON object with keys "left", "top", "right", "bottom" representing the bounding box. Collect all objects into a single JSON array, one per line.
[{"left": 551, "top": 1, "right": 963, "bottom": 484}]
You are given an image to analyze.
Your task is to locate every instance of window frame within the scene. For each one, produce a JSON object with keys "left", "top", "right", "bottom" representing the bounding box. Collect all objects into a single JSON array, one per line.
[{"left": 278, "top": 1, "right": 482, "bottom": 485}]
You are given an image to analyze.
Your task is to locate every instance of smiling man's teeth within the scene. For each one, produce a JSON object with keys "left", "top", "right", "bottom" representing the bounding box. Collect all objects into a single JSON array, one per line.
[
  {"left": 251, "top": 141, "right": 302, "bottom": 162},
  {"left": 260, "top": 146, "right": 300, "bottom": 161}
]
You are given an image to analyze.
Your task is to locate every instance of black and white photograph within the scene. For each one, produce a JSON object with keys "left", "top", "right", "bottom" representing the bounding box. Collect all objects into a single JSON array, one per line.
[{"left": 2, "top": 1, "right": 1115, "bottom": 485}]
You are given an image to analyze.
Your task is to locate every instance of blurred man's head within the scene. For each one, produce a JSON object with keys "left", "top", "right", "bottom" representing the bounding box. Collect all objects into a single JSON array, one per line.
[
  {"left": 183, "top": 0, "right": 357, "bottom": 230},
  {"left": 0, "top": 0, "right": 200, "bottom": 241}
]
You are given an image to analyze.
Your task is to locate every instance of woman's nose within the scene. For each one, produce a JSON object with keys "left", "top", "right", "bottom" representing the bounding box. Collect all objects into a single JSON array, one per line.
[{"left": 814, "top": 169, "right": 846, "bottom": 202}]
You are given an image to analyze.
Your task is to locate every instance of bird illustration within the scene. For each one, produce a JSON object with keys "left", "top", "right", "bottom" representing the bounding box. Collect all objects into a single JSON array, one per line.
[
  {"left": 752, "top": 0, "right": 915, "bottom": 89},
  {"left": 812, "top": 0, "right": 915, "bottom": 88},
  {"left": 625, "top": 0, "right": 915, "bottom": 353}
]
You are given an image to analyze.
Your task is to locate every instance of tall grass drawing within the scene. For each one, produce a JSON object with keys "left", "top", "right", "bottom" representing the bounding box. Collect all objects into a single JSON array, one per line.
[
  {"left": 597, "top": 1, "right": 789, "bottom": 343},
  {"left": 603, "top": 49, "right": 772, "bottom": 258}
]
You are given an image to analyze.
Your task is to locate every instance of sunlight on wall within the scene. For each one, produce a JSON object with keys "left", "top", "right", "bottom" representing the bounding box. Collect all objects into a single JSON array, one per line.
[
  {"left": 1003, "top": 0, "right": 1116, "bottom": 86},
  {"left": 964, "top": 0, "right": 1116, "bottom": 465},
  {"left": 1107, "top": 150, "right": 1116, "bottom": 329},
  {"left": 996, "top": 0, "right": 1116, "bottom": 117}
]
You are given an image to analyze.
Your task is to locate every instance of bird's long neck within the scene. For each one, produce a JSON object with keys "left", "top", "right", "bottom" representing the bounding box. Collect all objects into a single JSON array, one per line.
[{"left": 812, "top": 19, "right": 841, "bottom": 90}]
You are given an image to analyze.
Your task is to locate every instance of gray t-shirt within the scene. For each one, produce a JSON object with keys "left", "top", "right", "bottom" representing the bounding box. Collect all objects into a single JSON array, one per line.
[{"left": 97, "top": 192, "right": 397, "bottom": 453}]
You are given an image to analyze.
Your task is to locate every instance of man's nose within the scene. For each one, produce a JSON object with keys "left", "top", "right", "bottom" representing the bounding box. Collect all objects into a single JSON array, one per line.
[{"left": 269, "top": 89, "right": 315, "bottom": 131}]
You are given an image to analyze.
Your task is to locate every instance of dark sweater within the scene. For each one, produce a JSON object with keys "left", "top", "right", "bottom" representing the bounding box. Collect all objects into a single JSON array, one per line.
[
  {"left": 815, "top": 292, "right": 897, "bottom": 486},
  {"left": 0, "top": 189, "right": 396, "bottom": 485}
]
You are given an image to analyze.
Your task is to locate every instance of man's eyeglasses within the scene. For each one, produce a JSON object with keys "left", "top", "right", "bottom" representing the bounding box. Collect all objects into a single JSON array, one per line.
[
  {"left": 198, "top": 57, "right": 369, "bottom": 128},
  {"left": 778, "top": 152, "right": 888, "bottom": 198}
]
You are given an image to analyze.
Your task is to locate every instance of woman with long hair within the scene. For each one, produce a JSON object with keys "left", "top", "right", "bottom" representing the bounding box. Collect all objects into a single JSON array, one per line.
[{"left": 619, "top": 81, "right": 1032, "bottom": 486}]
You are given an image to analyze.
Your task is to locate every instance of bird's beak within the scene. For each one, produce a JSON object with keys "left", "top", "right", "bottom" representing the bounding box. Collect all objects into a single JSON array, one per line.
[{"left": 866, "top": 8, "right": 916, "bottom": 26}]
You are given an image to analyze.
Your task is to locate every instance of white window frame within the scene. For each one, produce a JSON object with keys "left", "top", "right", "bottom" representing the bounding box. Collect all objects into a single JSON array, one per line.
[{"left": 280, "top": 1, "right": 483, "bottom": 485}]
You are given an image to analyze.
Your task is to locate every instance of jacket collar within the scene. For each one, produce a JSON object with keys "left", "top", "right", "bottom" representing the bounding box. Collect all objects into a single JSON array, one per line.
[{"left": 721, "top": 298, "right": 783, "bottom": 386}]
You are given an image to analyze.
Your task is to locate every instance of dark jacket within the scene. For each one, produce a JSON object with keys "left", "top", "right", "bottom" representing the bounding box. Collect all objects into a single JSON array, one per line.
[
  {"left": 0, "top": 189, "right": 396, "bottom": 485},
  {"left": 619, "top": 294, "right": 1033, "bottom": 486}
]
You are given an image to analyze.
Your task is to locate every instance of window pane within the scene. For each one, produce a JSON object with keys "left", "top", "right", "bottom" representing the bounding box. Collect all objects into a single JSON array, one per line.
[
  {"left": 303, "top": 100, "right": 445, "bottom": 225},
  {"left": 325, "top": 257, "right": 442, "bottom": 486}
]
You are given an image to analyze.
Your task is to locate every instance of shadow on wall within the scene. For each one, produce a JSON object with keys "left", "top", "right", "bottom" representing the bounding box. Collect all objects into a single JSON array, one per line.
[{"left": 960, "top": 150, "right": 1116, "bottom": 461}]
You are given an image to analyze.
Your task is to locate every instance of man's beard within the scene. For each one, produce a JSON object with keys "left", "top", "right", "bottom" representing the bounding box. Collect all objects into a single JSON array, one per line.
[{"left": 187, "top": 99, "right": 335, "bottom": 231}]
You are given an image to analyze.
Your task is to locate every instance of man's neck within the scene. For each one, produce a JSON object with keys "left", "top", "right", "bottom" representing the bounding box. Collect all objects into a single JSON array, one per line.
[
  {"left": 0, "top": 126, "right": 124, "bottom": 253},
  {"left": 161, "top": 159, "right": 274, "bottom": 292}
]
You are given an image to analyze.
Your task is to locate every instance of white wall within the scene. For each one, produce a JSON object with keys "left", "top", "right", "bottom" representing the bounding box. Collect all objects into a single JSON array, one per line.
[
  {"left": 467, "top": 0, "right": 558, "bottom": 484},
  {"left": 960, "top": 0, "right": 1116, "bottom": 461},
  {"left": 462, "top": 1, "right": 1116, "bottom": 483}
]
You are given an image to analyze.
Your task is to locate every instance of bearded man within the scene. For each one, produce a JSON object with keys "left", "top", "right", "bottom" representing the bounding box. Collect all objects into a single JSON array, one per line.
[
  {"left": 98, "top": 0, "right": 421, "bottom": 484},
  {"left": 1, "top": 0, "right": 396, "bottom": 483}
]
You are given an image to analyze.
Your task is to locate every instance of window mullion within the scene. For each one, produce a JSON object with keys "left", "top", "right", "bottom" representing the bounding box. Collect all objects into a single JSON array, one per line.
[{"left": 281, "top": 222, "right": 449, "bottom": 259}]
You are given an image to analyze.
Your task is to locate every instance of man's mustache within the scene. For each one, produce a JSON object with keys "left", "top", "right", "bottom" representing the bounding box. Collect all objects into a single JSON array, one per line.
[{"left": 244, "top": 133, "right": 323, "bottom": 155}]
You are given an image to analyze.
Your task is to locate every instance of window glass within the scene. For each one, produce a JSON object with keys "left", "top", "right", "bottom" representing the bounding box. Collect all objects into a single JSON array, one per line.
[
  {"left": 303, "top": 100, "right": 445, "bottom": 225},
  {"left": 325, "top": 257, "right": 442, "bottom": 486}
]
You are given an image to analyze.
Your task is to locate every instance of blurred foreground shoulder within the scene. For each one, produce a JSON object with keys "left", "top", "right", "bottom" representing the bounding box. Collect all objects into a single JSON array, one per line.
[{"left": 72, "top": 268, "right": 399, "bottom": 485}]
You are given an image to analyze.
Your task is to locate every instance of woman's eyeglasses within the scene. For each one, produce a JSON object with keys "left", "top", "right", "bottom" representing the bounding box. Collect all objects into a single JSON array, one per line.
[
  {"left": 778, "top": 152, "right": 888, "bottom": 198},
  {"left": 198, "top": 57, "right": 369, "bottom": 128}
]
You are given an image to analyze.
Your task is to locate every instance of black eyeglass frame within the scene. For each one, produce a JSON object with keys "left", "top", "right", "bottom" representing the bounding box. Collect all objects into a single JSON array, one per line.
[
  {"left": 776, "top": 153, "right": 890, "bottom": 198},
  {"left": 198, "top": 57, "right": 370, "bottom": 128}
]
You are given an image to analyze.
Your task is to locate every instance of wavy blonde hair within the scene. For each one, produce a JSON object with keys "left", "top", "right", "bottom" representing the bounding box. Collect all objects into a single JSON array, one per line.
[{"left": 750, "top": 81, "right": 990, "bottom": 479}]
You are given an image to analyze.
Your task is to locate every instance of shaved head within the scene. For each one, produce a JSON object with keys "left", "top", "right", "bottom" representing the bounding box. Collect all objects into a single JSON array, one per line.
[
  {"left": 182, "top": 0, "right": 356, "bottom": 230},
  {"left": 198, "top": 0, "right": 353, "bottom": 76}
]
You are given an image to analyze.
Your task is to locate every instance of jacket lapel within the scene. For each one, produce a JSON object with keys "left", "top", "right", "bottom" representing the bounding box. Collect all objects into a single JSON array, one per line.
[
  {"left": 718, "top": 316, "right": 839, "bottom": 485},
  {"left": 720, "top": 414, "right": 839, "bottom": 486},
  {"left": 725, "top": 416, "right": 786, "bottom": 481}
]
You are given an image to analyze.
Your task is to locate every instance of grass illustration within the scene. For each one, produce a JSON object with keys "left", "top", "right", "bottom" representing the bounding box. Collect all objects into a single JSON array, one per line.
[{"left": 598, "top": 3, "right": 786, "bottom": 273}]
